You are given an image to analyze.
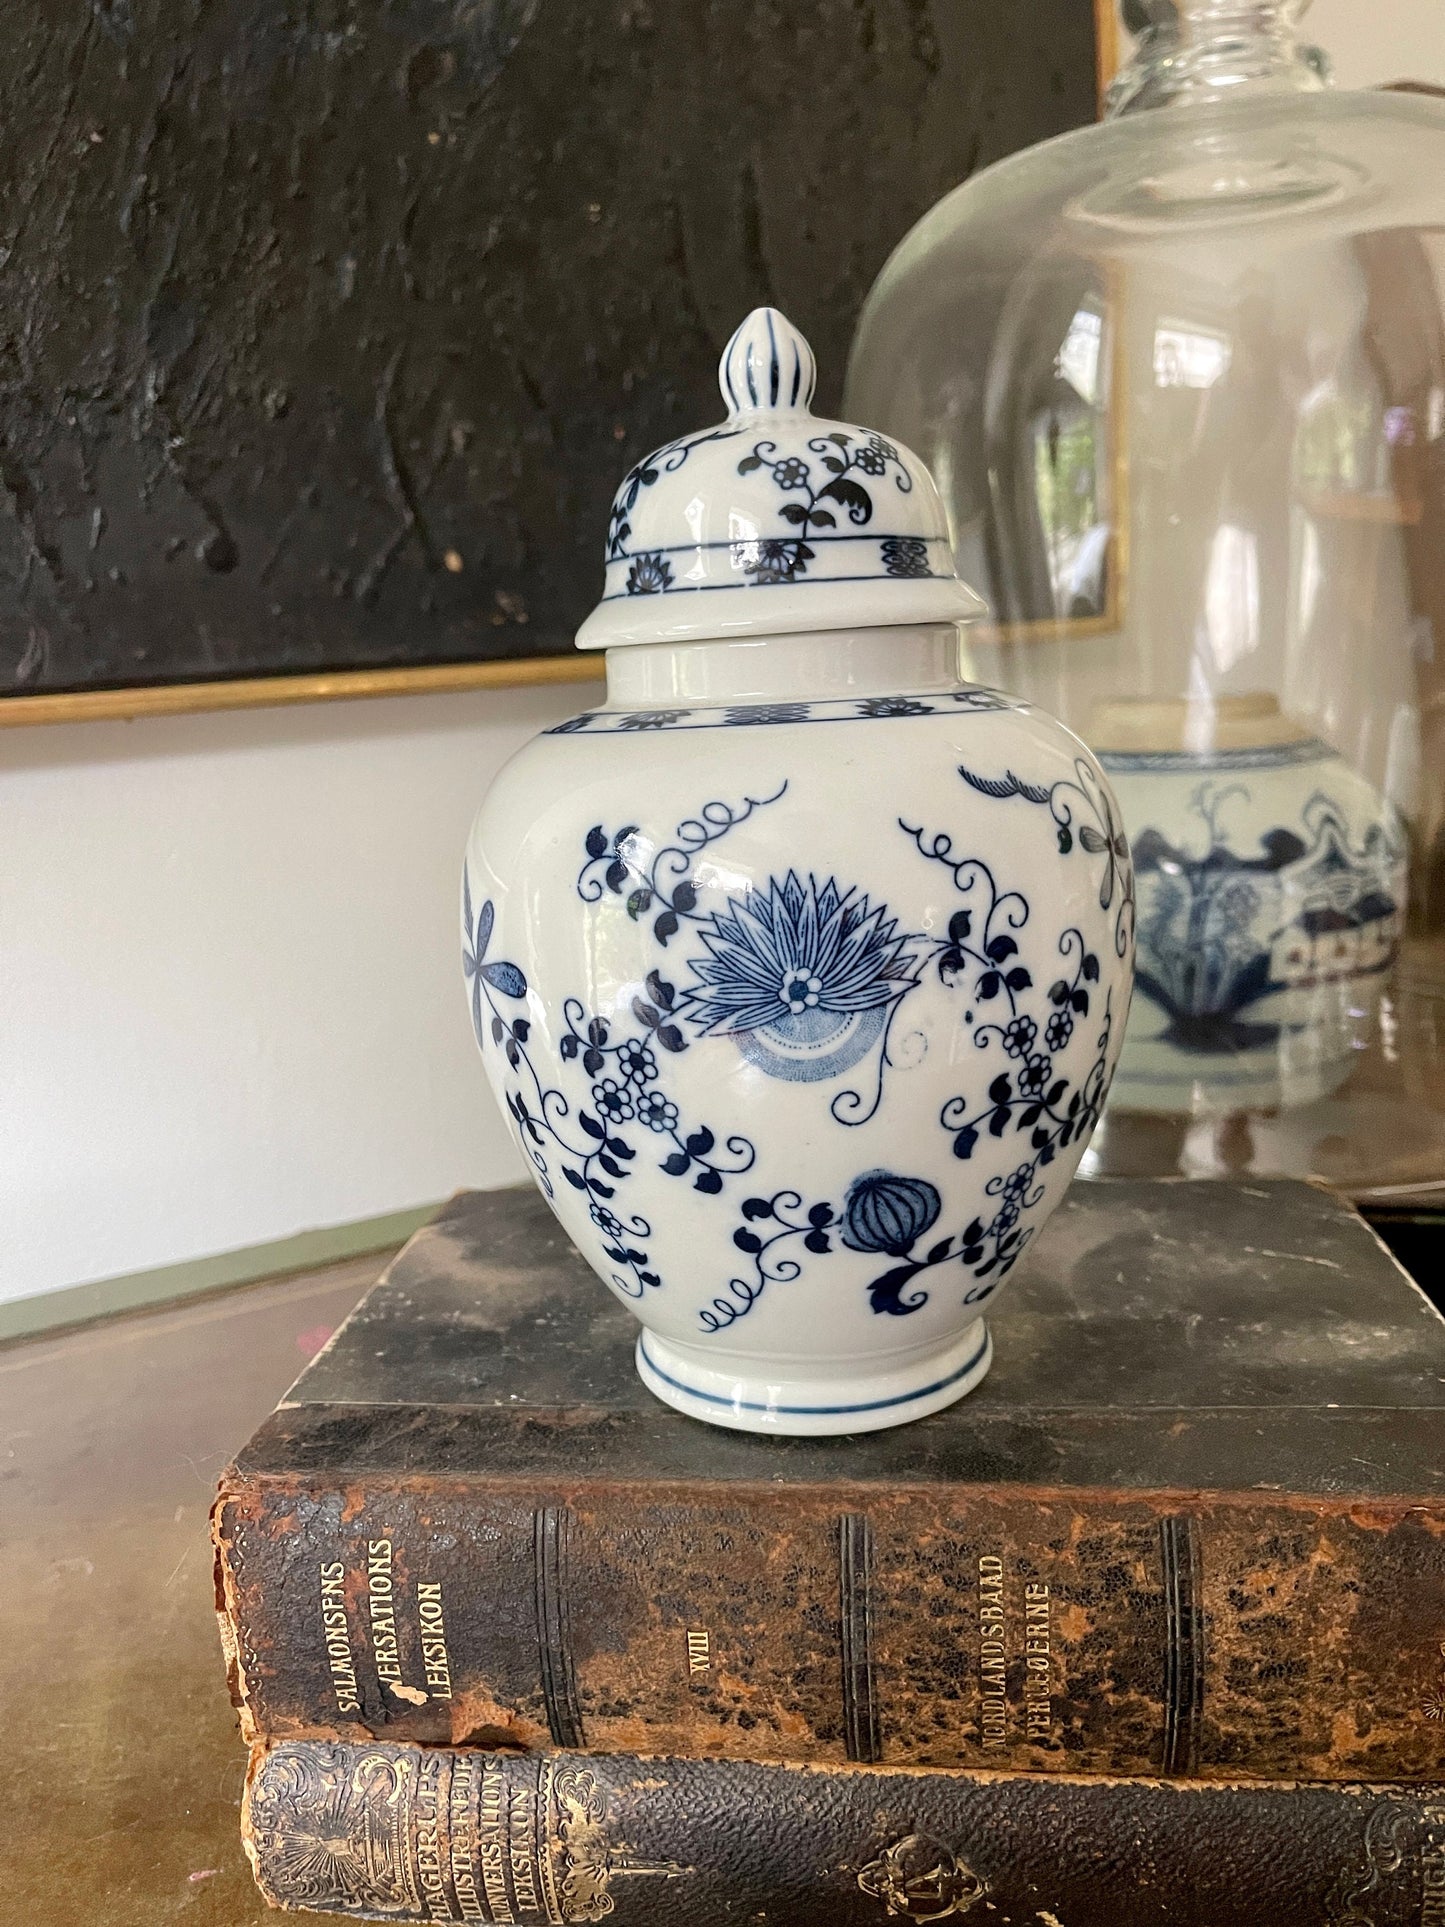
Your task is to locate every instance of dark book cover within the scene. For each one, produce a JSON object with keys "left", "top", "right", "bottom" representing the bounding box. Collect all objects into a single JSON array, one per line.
[
  {"left": 214, "top": 1180, "right": 1445, "bottom": 1781},
  {"left": 243, "top": 1738, "right": 1445, "bottom": 1926}
]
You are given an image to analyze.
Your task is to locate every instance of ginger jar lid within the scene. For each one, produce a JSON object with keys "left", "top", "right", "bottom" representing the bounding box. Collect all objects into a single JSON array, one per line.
[{"left": 575, "top": 307, "right": 986, "bottom": 650}]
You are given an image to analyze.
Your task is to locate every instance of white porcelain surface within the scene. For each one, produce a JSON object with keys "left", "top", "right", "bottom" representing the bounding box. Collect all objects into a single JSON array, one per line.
[
  {"left": 1104, "top": 735, "right": 1404, "bottom": 1115},
  {"left": 463, "top": 311, "right": 1133, "bottom": 1434}
]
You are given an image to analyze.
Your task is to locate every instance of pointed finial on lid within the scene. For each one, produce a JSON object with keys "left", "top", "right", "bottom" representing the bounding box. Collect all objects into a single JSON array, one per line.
[{"left": 719, "top": 308, "right": 817, "bottom": 417}]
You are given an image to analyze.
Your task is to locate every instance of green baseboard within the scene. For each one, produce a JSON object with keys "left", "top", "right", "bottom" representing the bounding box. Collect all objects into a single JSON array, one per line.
[{"left": 0, "top": 1201, "right": 442, "bottom": 1345}]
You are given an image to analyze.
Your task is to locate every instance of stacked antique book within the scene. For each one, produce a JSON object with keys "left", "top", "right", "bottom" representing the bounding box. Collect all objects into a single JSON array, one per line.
[{"left": 213, "top": 1180, "right": 1445, "bottom": 1924}]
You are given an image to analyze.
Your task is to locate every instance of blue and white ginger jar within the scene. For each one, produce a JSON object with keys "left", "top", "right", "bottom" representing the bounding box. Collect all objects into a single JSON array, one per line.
[{"left": 463, "top": 309, "right": 1135, "bottom": 1434}]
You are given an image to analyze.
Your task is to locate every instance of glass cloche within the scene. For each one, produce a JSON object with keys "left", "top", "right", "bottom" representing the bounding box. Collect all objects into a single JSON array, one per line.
[{"left": 847, "top": 0, "right": 1445, "bottom": 1205}]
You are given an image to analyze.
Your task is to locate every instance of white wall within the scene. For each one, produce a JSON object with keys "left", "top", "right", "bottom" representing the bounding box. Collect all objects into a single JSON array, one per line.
[
  {"left": 1, "top": 682, "right": 586, "bottom": 1302},
  {"left": 1305, "top": 0, "right": 1445, "bottom": 88},
  {"left": 5, "top": 0, "right": 1442, "bottom": 1309}
]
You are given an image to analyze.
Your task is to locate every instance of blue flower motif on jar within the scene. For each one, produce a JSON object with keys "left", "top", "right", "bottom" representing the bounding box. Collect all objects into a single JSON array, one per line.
[
  {"left": 591, "top": 1077, "right": 634, "bottom": 1124},
  {"left": 680, "top": 871, "right": 921, "bottom": 1082},
  {"left": 617, "top": 1038, "right": 659, "bottom": 1085},
  {"left": 625, "top": 552, "right": 673, "bottom": 595},
  {"left": 839, "top": 1171, "right": 943, "bottom": 1257},
  {"left": 635, "top": 1090, "right": 680, "bottom": 1134}
]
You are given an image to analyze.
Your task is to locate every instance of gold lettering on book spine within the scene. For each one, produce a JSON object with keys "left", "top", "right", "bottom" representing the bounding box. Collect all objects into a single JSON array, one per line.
[
  {"left": 320, "top": 1560, "right": 361, "bottom": 1716},
  {"left": 414, "top": 1750, "right": 452, "bottom": 1922},
  {"left": 450, "top": 1753, "right": 487, "bottom": 1922},
  {"left": 249, "top": 1745, "right": 695, "bottom": 1923},
  {"left": 418, "top": 1581, "right": 455, "bottom": 1699},
  {"left": 507, "top": 1780, "right": 543, "bottom": 1916},
  {"left": 479, "top": 1763, "right": 519, "bottom": 1923},
  {"left": 367, "top": 1538, "right": 404, "bottom": 1684},
  {"left": 977, "top": 1555, "right": 1006, "bottom": 1750},
  {"left": 1023, "top": 1581, "right": 1052, "bottom": 1742}
]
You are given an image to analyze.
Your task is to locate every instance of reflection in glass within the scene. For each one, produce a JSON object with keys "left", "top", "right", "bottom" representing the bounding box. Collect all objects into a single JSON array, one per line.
[{"left": 847, "top": 2, "right": 1445, "bottom": 1199}]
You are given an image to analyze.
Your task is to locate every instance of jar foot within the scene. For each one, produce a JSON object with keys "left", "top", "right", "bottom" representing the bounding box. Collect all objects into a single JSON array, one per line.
[{"left": 634, "top": 1320, "right": 991, "bottom": 1436}]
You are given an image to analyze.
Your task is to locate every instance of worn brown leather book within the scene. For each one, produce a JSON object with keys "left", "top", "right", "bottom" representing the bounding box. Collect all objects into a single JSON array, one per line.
[
  {"left": 244, "top": 1737, "right": 1445, "bottom": 1925},
  {"left": 213, "top": 1182, "right": 1445, "bottom": 1782}
]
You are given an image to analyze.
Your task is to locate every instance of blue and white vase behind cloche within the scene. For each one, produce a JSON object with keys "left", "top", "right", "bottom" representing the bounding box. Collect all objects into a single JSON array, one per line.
[
  {"left": 1094, "top": 696, "right": 1405, "bottom": 1117},
  {"left": 463, "top": 309, "right": 1135, "bottom": 1434}
]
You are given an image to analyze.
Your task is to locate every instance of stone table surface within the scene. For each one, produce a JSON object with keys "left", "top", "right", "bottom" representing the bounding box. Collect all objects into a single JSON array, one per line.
[{"left": 1, "top": 1250, "right": 391, "bottom": 1925}]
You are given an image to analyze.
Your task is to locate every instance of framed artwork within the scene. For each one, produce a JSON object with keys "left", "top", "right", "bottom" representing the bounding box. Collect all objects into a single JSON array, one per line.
[{"left": 0, "top": 0, "right": 1103, "bottom": 725}]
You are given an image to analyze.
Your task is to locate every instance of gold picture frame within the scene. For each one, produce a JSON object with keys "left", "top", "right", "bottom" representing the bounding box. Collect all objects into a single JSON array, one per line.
[
  {"left": 969, "top": 0, "right": 1128, "bottom": 652},
  {"left": 1096, "top": 0, "right": 1122, "bottom": 104},
  {"left": 0, "top": 652, "right": 601, "bottom": 730},
  {"left": 967, "top": 254, "right": 1130, "bottom": 652}
]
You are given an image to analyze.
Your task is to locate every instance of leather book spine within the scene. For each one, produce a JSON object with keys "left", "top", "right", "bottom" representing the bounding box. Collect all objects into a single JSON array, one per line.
[
  {"left": 212, "top": 1477, "right": 1445, "bottom": 1782},
  {"left": 242, "top": 1738, "right": 1445, "bottom": 1926}
]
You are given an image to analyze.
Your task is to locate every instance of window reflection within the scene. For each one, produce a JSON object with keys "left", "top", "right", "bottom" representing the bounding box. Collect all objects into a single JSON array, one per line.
[
  {"left": 1153, "top": 321, "right": 1232, "bottom": 390},
  {"left": 1203, "top": 523, "right": 1261, "bottom": 675},
  {"left": 1028, "top": 306, "right": 1111, "bottom": 621}
]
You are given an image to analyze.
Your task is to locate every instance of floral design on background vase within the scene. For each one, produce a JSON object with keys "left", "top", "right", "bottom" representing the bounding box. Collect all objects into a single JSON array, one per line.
[{"left": 1129, "top": 782, "right": 1402, "bottom": 1054}]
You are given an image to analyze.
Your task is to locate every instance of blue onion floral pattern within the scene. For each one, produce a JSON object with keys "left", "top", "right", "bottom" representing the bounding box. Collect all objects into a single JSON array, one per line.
[
  {"left": 726, "top": 701, "right": 810, "bottom": 726},
  {"left": 479, "top": 748, "right": 1128, "bottom": 1338},
  {"left": 464, "top": 871, "right": 756, "bottom": 1304},
  {"left": 702, "top": 1191, "right": 839, "bottom": 1334},
  {"left": 958, "top": 756, "right": 1134, "bottom": 960},
  {"left": 682, "top": 777, "right": 1126, "bottom": 1333},
  {"left": 543, "top": 688, "right": 1013, "bottom": 735},
  {"left": 681, "top": 872, "right": 921, "bottom": 1083},
  {"left": 577, "top": 783, "right": 788, "bottom": 947},
  {"left": 737, "top": 538, "right": 812, "bottom": 584},
  {"left": 607, "top": 425, "right": 742, "bottom": 561},
  {"left": 730, "top": 430, "right": 913, "bottom": 583},
  {"left": 840, "top": 1172, "right": 942, "bottom": 1257},
  {"left": 615, "top": 709, "right": 690, "bottom": 730},
  {"left": 858, "top": 695, "right": 934, "bottom": 718},
  {"left": 625, "top": 553, "right": 673, "bottom": 595}
]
